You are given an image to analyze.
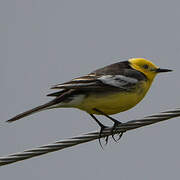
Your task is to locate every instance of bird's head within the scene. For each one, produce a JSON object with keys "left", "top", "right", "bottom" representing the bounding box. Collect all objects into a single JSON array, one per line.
[{"left": 128, "top": 58, "right": 172, "bottom": 81}]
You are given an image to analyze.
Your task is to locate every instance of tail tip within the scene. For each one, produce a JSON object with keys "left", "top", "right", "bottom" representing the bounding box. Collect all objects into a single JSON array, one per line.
[{"left": 6, "top": 119, "right": 14, "bottom": 123}]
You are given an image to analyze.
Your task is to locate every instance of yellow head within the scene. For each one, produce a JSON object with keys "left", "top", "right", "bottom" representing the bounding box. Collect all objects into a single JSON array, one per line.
[{"left": 128, "top": 58, "right": 172, "bottom": 81}]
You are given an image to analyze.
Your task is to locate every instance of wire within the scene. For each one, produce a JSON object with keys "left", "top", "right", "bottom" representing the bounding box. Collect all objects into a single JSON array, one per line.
[{"left": 0, "top": 107, "right": 180, "bottom": 166}]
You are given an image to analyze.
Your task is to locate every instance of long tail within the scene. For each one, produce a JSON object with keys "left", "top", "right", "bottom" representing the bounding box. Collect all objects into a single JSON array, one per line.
[{"left": 6, "top": 100, "right": 56, "bottom": 123}]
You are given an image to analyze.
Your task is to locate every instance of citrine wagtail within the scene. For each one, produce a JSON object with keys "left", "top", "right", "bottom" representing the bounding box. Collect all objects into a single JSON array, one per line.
[{"left": 6, "top": 58, "right": 172, "bottom": 143}]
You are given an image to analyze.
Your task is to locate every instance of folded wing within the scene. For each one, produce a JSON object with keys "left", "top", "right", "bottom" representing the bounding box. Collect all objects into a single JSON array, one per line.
[{"left": 48, "top": 73, "right": 138, "bottom": 97}]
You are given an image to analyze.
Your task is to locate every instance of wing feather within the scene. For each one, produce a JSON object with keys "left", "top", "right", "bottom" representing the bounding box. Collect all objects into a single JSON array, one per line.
[
  {"left": 50, "top": 75, "right": 100, "bottom": 89},
  {"left": 48, "top": 62, "right": 146, "bottom": 97},
  {"left": 98, "top": 75, "right": 138, "bottom": 89},
  {"left": 50, "top": 74, "right": 138, "bottom": 91}
]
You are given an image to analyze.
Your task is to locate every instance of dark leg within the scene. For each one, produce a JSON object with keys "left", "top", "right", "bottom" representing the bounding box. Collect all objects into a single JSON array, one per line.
[
  {"left": 90, "top": 114, "right": 105, "bottom": 128},
  {"left": 89, "top": 114, "right": 109, "bottom": 148},
  {"left": 93, "top": 108, "right": 121, "bottom": 123},
  {"left": 93, "top": 108, "right": 125, "bottom": 142}
]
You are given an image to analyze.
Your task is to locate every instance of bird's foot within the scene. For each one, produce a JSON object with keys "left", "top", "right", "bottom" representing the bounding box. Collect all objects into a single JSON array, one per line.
[
  {"left": 99, "top": 125, "right": 110, "bottom": 149},
  {"left": 99, "top": 121, "right": 125, "bottom": 148},
  {"left": 110, "top": 120, "right": 125, "bottom": 142}
]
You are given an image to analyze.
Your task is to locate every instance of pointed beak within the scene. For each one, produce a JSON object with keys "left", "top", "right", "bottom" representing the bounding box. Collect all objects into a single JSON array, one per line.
[{"left": 156, "top": 68, "right": 173, "bottom": 73}]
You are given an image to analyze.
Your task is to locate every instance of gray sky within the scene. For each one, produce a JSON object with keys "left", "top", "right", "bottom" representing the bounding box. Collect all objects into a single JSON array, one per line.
[{"left": 1, "top": 0, "right": 180, "bottom": 179}]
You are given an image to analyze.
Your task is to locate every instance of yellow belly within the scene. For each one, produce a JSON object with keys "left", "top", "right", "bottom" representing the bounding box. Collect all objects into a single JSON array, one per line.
[{"left": 77, "top": 82, "right": 150, "bottom": 115}]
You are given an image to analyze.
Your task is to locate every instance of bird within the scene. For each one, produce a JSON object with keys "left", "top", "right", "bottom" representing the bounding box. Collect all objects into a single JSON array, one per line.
[{"left": 6, "top": 58, "right": 172, "bottom": 144}]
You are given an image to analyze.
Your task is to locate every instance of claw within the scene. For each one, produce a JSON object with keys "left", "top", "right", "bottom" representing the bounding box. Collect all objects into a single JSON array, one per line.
[
  {"left": 112, "top": 134, "right": 119, "bottom": 142},
  {"left": 110, "top": 120, "right": 126, "bottom": 143},
  {"left": 118, "top": 132, "right": 124, "bottom": 140},
  {"left": 99, "top": 125, "right": 109, "bottom": 149},
  {"left": 105, "top": 135, "right": 109, "bottom": 145},
  {"left": 110, "top": 120, "right": 122, "bottom": 142}
]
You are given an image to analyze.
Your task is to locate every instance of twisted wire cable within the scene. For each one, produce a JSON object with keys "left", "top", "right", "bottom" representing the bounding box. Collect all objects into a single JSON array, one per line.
[{"left": 0, "top": 107, "right": 180, "bottom": 166}]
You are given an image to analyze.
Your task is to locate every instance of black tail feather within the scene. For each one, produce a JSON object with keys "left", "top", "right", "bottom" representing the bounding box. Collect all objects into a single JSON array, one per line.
[
  {"left": 6, "top": 89, "right": 75, "bottom": 123},
  {"left": 6, "top": 101, "right": 55, "bottom": 123}
]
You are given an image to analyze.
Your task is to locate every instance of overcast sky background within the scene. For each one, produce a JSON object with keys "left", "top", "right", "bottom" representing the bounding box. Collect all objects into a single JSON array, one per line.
[{"left": 1, "top": 0, "right": 180, "bottom": 179}]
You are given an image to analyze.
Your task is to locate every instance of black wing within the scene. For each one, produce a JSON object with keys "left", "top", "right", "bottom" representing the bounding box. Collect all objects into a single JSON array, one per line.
[{"left": 47, "top": 61, "right": 146, "bottom": 96}]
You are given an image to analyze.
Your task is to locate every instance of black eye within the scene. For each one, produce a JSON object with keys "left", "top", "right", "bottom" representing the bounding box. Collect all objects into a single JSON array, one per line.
[{"left": 143, "top": 64, "right": 149, "bottom": 69}]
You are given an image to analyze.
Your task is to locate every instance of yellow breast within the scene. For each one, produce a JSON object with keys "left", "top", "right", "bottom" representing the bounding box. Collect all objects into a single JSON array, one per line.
[{"left": 77, "top": 81, "right": 150, "bottom": 115}]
